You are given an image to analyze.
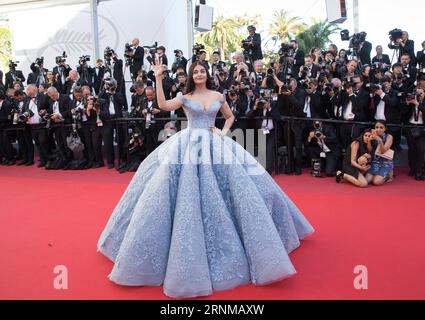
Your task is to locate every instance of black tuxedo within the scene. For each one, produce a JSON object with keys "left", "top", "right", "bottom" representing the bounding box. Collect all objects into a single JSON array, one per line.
[
  {"left": 371, "top": 89, "right": 401, "bottom": 124},
  {"left": 77, "top": 64, "right": 94, "bottom": 87},
  {"left": 247, "top": 103, "right": 281, "bottom": 174},
  {"left": 372, "top": 54, "right": 391, "bottom": 66},
  {"left": 94, "top": 92, "right": 126, "bottom": 165},
  {"left": 131, "top": 46, "right": 145, "bottom": 78},
  {"left": 399, "top": 40, "right": 416, "bottom": 65},
  {"left": 53, "top": 65, "right": 72, "bottom": 91},
  {"left": 298, "top": 64, "right": 320, "bottom": 80},
  {"left": 403, "top": 102, "right": 425, "bottom": 176},
  {"left": 250, "top": 33, "right": 263, "bottom": 61},
  {"left": 5, "top": 70, "right": 25, "bottom": 88},
  {"left": 358, "top": 41, "right": 372, "bottom": 66},
  {"left": 417, "top": 50, "right": 425, "bottom": 68},
  {"left": 22, "top": 94, "right": 50, "bottom": 164},
  {"left": 62, "top": 80, "right": 79, "bottom": 96},
  {"left": 304, "top": 90, "right": 327, "bottom": 119},
  {"left": 290, "top": 49, "right": 305, "bottom": 78},
  {"left": 0, "top": 99, "right": 14, "bottom": 162},
  {"left": 93, "top": 66, "right": 106, "bottom": 95}
]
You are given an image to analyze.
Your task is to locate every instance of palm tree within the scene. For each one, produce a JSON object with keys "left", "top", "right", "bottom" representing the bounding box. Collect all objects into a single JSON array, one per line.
[
  {"left": 268, "top": 9, "right": 305, "bottom": 46},
  {"left": 195, "top": 16, "right": 242, "bottom": 62},
  {"left": 295, "top": 19, "right": 340, "bottom": 52},
  {"left": 0, "top": 27, "right": 13, "bottom": 72}
]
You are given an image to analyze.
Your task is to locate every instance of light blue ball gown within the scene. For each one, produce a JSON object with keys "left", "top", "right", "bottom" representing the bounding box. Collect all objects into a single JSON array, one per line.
[{"left": 97, "top": 94, "right": 314, "bottom": 299}]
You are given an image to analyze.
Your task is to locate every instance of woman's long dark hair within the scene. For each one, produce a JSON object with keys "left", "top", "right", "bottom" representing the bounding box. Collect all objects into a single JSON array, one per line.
[
  {"left": 354, "top": 129, "right": 372, "bottom": 156},
  {"left": 184, "top": 61, "right": 215, "bottom": 95}
]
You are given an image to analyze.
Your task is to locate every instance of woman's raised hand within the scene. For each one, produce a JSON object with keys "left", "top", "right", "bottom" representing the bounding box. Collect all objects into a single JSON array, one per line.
[{"left": 152, "top": 57, "right": 165, "bottom": 78}]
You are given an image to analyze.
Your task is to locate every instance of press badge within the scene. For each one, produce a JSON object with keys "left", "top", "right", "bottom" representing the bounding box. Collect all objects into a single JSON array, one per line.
[
  {"left": 320, "top": 152, "right": 326, "bottom": 158},
  {"left": 262, "top": 129, "right": 270, "bottom": 135}
]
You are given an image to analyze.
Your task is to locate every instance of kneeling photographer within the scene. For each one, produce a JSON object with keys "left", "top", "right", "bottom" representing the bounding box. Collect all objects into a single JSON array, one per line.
[
  {"left": 402, "top": 87, "right": 425, "bottom": 180},
  {"left": 305, "top": 120, "right": 340, "bottom": 177},
  {"left": 247, "top": 90, "right": 281, "bottom": 175}
]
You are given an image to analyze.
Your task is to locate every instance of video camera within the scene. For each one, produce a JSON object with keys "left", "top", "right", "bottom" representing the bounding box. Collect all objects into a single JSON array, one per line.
[
  {"left": 79, "top": 55, "right": 90, "bottom": 65},
  {"left": 192, "top": 43, "right": 205, "bottom": 57},
  {"left": 104, "top": 47, "right": 115, "bottom": 65},
  {"left": 34, "top": 57, "right": 44, "bottom": 69},
  {"left": 55, "top": 51, "right": 67, "bottom": 65},
  {"left": 9, "top": 60, "right": 19, "bottom": 71},
  {"left": 388, "top": 28, "right": 403, "bottom": 49},
  {"left": 278, "top": 43, "right": 293, "bottom": 57}
]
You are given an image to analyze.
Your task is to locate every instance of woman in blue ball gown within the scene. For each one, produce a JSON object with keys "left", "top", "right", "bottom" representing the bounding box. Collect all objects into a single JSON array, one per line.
[{"left": 97, "top": 59, "right": 314, "bottom": 299}]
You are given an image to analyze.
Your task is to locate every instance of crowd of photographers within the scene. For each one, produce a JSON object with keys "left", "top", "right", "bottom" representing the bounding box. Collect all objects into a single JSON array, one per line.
[{"left": 1, "top": 27, "right": 425, "bottom": 182}]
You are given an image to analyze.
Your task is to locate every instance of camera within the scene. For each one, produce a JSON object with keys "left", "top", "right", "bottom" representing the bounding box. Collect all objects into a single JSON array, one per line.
[
  {"left": 349, "top": 32, "right": 366, "bottom": 52},
  {"left": 388, "top": 28, "right": 403, "bottom": 44},
  {"left": 104, "top": 76, "right": 117, "bottom": 93},
  {"left": 278, "top": 43, "right": 293, "bottom": 57},
  {"left": 313, "top": 121, "right": 323, "bottom": 139},
  {"left": 18, "top": 110, "right": 34, "bottom": 123},
  {"left": 9, "top": 60, "right": 19, "bottom": 71},
  {"left": 104, "top": 47, "right": 115, "bottom": 64},
  {"left": 35, "top": 57, "right": 44, "bottom": 67},
  {"left": 79, "top": 55, "right": 90, "bottom": 65},
  {"left": 370, "top": 83, "right": 383, "bottom": 93},
  {"left": 192, "top": 43, "right": 205, "bottom": 57},
  {"left": 124, "top": 43, "right": 135, "bottom": 66},
  {"left": 55, "top": 51, "right": 67, "bottom": 65}
]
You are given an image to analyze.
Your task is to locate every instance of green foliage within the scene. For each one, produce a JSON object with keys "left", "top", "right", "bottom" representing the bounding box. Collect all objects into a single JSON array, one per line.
[
  {"left": 0, "top": 27, "right": 13, "bottom": 73},
  {"left": 296, "top": 19, "right": 340, "bottom": 52}
]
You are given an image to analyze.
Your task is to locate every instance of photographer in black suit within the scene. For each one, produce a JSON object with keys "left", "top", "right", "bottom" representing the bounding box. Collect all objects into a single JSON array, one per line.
[
  {"left": 298, "top": 55, "right": 320, "bottom": 81},
  {"left": 53, "top": 59, "right": 72, "bottom": 93},
  {"left": 288, "top": 40, "right": 305, "bottom": 79},
  {"left": 372, "top": 45, "right": 391, "bottom": 66},
  {"left": 128, "top": 38, "right": 145, "bottom": 80},
  {"left": 402, "top": 87, "right": 425, "bottom": 180},
  {"left": 46, "top": 87, "right": 72, "bottom": 168},
  {"left": 97, "top": 79, "right": 126, "bottom": 168},
  {"left": 22, "top": 84, "right": 50, "bottom": 167},
  {"left": 93, "top": 59, "right": 105, "bottom": 95},
  {"left": 305, "top": 120, "right": 340, "bottom": 177},
  {"left": 397, "top": 31, "right": 416, "bottom": 66},
  {"left": 247, "top": 94, "right": 281, "bottom": 175},
  {"left": 245, "top": 25, "right": 263, "bottom": 62},
  {"left": 417, "top": 41, "right": 425, "bottom": 70},
  {"left": 27, "top": 58, "right": 48, "bottom": 86},
  {"left": 358, "top": 33, "right": 372, "bottom": 66},
  {"left": 111, "top": 51, "right": 127, "bottom": 107},
  {"left": 5, "top": 61, "right": 25, "bottom": 89},
  {"left": 77, "top": 56, "right": 94, "bottom": 88},
  {"left": 0, "top": 90, "right": 15, "bottom": 165}
]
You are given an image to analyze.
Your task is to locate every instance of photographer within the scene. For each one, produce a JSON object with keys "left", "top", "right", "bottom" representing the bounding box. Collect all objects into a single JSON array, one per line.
[
  {"left": 46, "top": 87, "right": 72, "bottom": 169},
  {"left": 417, "top": 41, "right": 425, "bottom": 70},
  {"left": 77, "top": 55, "right": 94, "bottom": 88},
  {"left": 97, "top": 78, "right": 126, "bottom": 169},
  {"left": 244, "top": 25, "right": 263, "bottom": 62},
  {"left": 276, "top": 78, "right": 306, "bottom": 175},
  {"left": 156, "top": 46, "right": 168, "bottom": 68},
  {"left": 69, "top": 86, "right": 95, "bottom": 169},
  {"left": 172, "top": 50, "right": 188, "bottom": 75},
  {"left": 225, "top": 87, "right": 247, "bottom": 131},
  {"left": 22, "top": 84, "right": 49, "bottom": 167},
  {"left": 305, "top": 120, "right": 339, "bottom": 177},
  {"left": 0, "top": 90, "right": 15, "bottom": 165},
  {"left": 303, "top": 78, "right": 327, "bottom": 119},
  {"left": 128, "top": 38, "right": 145, "bottom": 80},
  {"left": 287, "top": 40, "right": 304, "bottom": 79},
  {"left": 339, "top": 75, "right": 370, "bottom": 148},
  {"left": 171, "top": 72, "right": 187, "bottom": 98},
  {"left": 5, "top": 61, "right": 25, "bottom": 89},
  {"left": 247, "top": 93, "right": 281, "bottom": 175},
  {"left": 45, "top": 71, "right": 61, "bottom": 92},
  {"left": 27, "top": 58, "right": 48, "bottom": 86},
  {"left": 52, "top": 53, "right": 71, "bottom": 92},
  {"left": 397, "top": 31, "right": 416, "bottom": 66},
  {"left": 298, "top": 55, "right": 320, "bottom": 81},
  {"left": 337, "top": 59, "right": 360, "bottom": 80},
  {"left": 372, "top": 45, "right": 391, "bottom": 66},
  {"left": 93, "top": 59, "right": 106, "bottom": 95},
  {"left": 211, "top": 51, "right": 226, "bottom": 76},
  {"left": 357, "top": 32, "right": 372, "bottom": 66},
  {"left": 140, "top": 86, "right": 162, "bottom": 156},
  {"left": 229, "top": 52, "right": 253, "bottom": 80},
  {"left": 401, "top": 87, "right": 425, "bottom": 180}
]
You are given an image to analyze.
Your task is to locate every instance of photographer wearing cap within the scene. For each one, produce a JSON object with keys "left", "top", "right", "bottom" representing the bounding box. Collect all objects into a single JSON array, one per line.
[
  {"left": 245, "top": 25, "right": 263, "bottom": 62},
  {"left": 5, "top": 61, "right": 25, "bottom": 89},
  {"left": 171, "top": 49, "right": 188, "bottom": 75}
]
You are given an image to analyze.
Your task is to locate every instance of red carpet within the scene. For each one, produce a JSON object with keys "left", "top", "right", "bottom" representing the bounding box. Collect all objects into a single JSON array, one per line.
[{"left": 0, "top": 164, "right": 424, "bottom": 300}]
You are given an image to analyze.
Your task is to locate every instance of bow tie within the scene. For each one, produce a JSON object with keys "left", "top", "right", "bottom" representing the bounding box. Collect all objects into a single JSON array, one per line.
[{"left": 354, "top": 90, "right": 359, "bottom": 95}]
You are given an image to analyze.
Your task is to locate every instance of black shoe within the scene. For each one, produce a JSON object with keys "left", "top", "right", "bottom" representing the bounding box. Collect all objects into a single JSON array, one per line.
[
  {"left": 17, "top": 161, "right": 28, "bottom": 166},
  {"left": 107, "top": 163, "right": 115, "bottom": 169},
  {"left": 336, "top": 171, "right": 344, "bottom": 183},
  {"left": 6, "top": 160, "right": 16, "bottom": 166},
  {"left": 84, "top": 162, "right": 93, "bottom": 169},
  {"left": 25, "top": 162, "right": 34, "bottom": 166},
  {"left": 37, "top": 162, "right": 46, "bottom": 168},
  {"left": 93, "top": 162, "right": 104, "bottom": 169},
  {"left": 415, "top": 175, "right": 425, "bottom": 181},
  {"left": 295, "top": 168, "right": 302, "bottom": 176}
]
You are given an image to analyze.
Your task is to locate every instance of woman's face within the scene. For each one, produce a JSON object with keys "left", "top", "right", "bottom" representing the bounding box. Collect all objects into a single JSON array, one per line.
[
  {"left": 363, "top": 132, "right": 372, "bottom": 143},
  {"left": 375, "top": 123, "right": 386, "bottom": 136},
  {"left": 47, "top": 72, "right": 53, "bottom": 80},
  {"left": 339, "top": 50, "right": 346, "bottom": 58},
  {"left": 192, "top": 65, "right": 207, "bottom": 85}
]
